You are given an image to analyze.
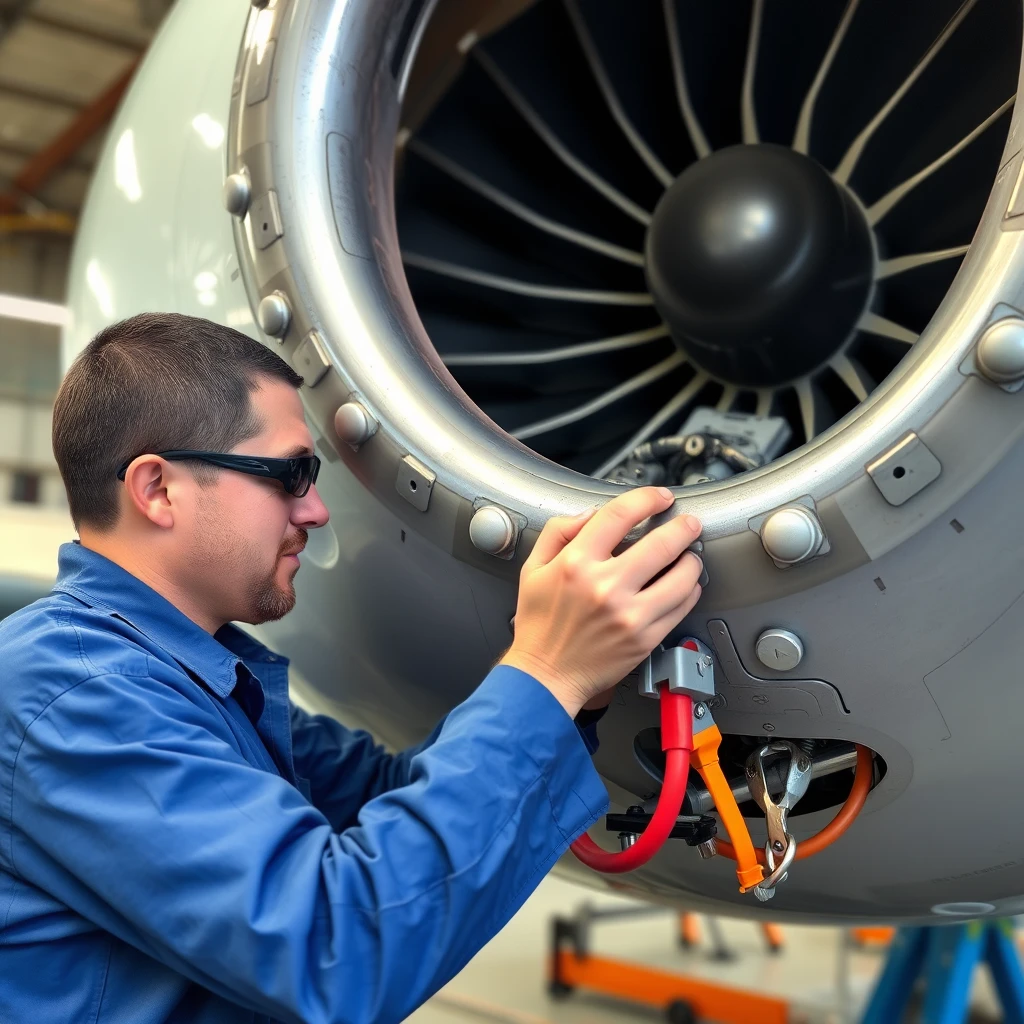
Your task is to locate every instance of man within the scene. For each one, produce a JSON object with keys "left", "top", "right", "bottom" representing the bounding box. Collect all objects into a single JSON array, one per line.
[{"left": 0, "top": 313, "right": 704, "bottom": 1023}]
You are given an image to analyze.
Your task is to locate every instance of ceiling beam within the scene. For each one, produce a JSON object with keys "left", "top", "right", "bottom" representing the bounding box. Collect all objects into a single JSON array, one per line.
[
  {"left": 137, "top": 0, "right": 176, "bottom": 29},
  {"left": 24, "top": 11, "right": 148, "bottom": 52},
  {"left": 0, "top": 60, "right": 139, "bottom": 214},
  {"left": 0, "top": 139, "right": 94, "bottom": 172},
  {"left": 0, "top": 80, "right": 85, "bottom": 111}
]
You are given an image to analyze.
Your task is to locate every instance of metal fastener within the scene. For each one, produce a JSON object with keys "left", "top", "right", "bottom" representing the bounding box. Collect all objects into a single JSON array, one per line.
[
  {"left": 619, "top": 833, "right": 638, "bottom": 851},
  {"left": 755, "top": 628, "right": 805, "bottom": 671},
  {"left": 976, "top": 317, "right": 1024, "bottom": 384},
  {"left": 693, "top": 703, "right": 706, "bottom": 719},
  {"left": 222, "top": 171, "right": 251, "bottom": 217},
  {"left": 762, "top": 723, "right": 776, "bottom": 733},
  {"left": 697, "top": 839, "right": 718, "bottom": 860},
  {"left": 760, "top": 506, "right": 825, "bottom": 566},
  {"left": 334, "top": 401, "right": 377, "bottom": 448},
  {"left": 257, "top": 292, "right": 291, "bottom": 338},
  {"left": 469, "top": 506, "right": 516, "bottom": 557}
]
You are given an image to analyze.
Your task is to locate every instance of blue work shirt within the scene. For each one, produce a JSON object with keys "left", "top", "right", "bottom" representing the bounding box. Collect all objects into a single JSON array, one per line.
[{"left": 0, "top": 543, "right": 609, "bottom": 1023}]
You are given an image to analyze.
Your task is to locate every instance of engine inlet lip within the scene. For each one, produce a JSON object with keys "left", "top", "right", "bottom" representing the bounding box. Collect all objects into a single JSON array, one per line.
[{"left": 228, "top": 0, "right": 1024, "bottom": 552}]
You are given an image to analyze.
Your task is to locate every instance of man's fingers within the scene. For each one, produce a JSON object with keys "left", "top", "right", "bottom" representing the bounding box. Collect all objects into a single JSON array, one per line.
[
  {"left": 638, "top": 551, "right": 704, "bottom": 622},
  {"left": 524, "top": 508, "right": 596, "bottom": 567},
  {"left": 574, "top": 487, "right": 676, "bottom": 559},
  {"left": 617, "top": 513, "right": 702, "bottom": 590},
  {"left": 647, "top": 583, "right": 703, "bottom": 647}
]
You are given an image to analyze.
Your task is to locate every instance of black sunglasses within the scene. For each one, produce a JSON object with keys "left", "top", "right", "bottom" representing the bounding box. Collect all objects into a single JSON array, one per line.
[{"left": 116, "top": 450, "right": 321, "bottom": 497}]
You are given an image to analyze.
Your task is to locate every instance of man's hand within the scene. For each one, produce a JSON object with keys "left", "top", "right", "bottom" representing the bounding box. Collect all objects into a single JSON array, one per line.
[{"left": 501, "top": 487, "right": 704, "bottom": 718}]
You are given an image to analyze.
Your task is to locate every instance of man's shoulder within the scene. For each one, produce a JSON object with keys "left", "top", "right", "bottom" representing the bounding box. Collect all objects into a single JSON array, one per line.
[{"left": 0, "top": 592, "right": 154, "bottom": 732}]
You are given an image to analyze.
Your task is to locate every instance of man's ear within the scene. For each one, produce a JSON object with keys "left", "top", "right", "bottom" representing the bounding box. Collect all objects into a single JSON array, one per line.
[{"left": 122, "top": 456, "right": 174, "bottom": 529}]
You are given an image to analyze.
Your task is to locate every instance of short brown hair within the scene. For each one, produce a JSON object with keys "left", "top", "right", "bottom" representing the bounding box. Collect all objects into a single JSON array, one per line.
[{"left": 53, "top": 312, "right": 304, "bottom": 530}]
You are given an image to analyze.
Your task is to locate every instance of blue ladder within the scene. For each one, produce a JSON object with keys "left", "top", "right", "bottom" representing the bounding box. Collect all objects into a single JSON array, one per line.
[{"left": 860, "top": 920, "right": 1024, "bottom": 1024}]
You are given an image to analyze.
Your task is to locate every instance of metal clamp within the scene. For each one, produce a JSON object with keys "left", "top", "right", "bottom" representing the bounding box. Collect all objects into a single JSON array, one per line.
[
  {"left": 639, "top": 638, "right": 716, "bottom": 701},
  {"left": 747, "top": 741, "right": 811, "bottom": 901}
]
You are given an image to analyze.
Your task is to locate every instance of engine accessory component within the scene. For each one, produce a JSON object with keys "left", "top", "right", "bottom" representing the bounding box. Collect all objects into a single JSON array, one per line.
[
  {"left": 755, "top": 629, "right": 805, "bottom": 672},
  {"left": 605, "top": 807, "right": 719, "bottom": 848},
  {"left": 680, "top": 743, "right": 858, "bottom": 816},
  {"left": 570, "top": 686, "right": 694, "bottom": 875},
  {"left": 715, "top": 745, "right": 874, "bottom": 865},
  {"left": 759, "top": 505, "right": 826, "bottom": 566},
  {"left": 747, "top": 742, "right": 813, "bottom": 900}
]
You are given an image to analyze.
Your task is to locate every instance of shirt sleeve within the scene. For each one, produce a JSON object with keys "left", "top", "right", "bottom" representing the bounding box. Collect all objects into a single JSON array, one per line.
[
  {"left": 291, "top": 695, "right": 607, "bottom": 830},
  {"left": 9, "top": 664, "right": 608, "bottom": 1024}
]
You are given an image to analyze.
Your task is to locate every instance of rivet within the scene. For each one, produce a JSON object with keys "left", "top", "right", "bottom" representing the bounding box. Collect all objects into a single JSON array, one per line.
[
  {"left": 334, "top": 401, "right": 376, "bottom": 448},
  {"left": 257, "top": 292, "right": 291, "bottom": 338},
  {"left": 223, "top": 171, "right": 251, "bottom": 217},
  {"left": 469, "top": 506, "right": 515, "bottom": 556},
  {"left": 976, "top": 318, "right": 1024, "bottom": 384},
  {"left": 760, "top": 506, "right": 825, "bottom": 566}
]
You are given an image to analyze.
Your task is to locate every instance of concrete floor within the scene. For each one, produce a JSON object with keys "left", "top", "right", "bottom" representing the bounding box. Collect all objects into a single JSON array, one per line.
[{"left": 408, "top": 874, "right": 1005, "bottom": 1024}]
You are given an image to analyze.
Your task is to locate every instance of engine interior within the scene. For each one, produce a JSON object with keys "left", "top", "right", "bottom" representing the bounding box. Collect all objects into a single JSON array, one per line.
[{"left": 396, "top": 0, "right": 1019, "bottom": 481}]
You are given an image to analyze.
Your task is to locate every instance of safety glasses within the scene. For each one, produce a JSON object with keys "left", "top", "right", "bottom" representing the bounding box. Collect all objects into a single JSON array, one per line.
[{"left": 116, "top": 450, "right": 321, "bottom": 497}]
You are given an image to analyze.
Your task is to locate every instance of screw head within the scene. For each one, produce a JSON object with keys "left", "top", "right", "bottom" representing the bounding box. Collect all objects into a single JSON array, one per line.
[
  {"left": 755, "top": 628, "right": 805, "bottom": 671},
  {"left": 701, "top": 654, "right": 713, "bottom": 668},
  {"left": 334, "top": 401, "right": 375, "bottom": 447},
  {"left": 746, "top": 765, "right": 757, "bottom": 778},
  {"left": 760, "top": 506, "right": 825, "bottom": 565},
  {"left": 222, "top": 171, "right": 251, "bottom": 217},
  {"left": 977, "top": 317, "right": 1024, "bottom": 384},
  {"left": 772, "top": 840, "right": 785, "bottom": 853},
  {"left": 798, "top": 757, "right": 811, "bottom": 772},
  {"left": 762, "top": 723, "right": 776, "bottom": 733},
  {"left": 257, "top": 292, "right": 291, "bottom": 338},
  {"left": 693, "top": 703, "right": 706, "bottom": 719},
  {"left": 469, "top": 506, "right": 516, "bottom": 556}
]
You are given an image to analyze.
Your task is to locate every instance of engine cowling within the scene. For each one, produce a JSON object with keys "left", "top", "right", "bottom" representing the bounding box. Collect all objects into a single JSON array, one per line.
[{"left": 65, "top": 0, "right": 1024, "bottom": 923}]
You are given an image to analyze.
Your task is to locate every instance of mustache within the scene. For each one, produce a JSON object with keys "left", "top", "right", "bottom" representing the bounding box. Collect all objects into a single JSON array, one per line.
[{"left": 280, "top": 529, "right": 308, "bottom": 558}]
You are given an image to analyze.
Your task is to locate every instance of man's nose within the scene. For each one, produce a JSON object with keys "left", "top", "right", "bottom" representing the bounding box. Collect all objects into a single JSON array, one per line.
[{"left": 295, "top": 484, "right": 330, "bottom": 527}]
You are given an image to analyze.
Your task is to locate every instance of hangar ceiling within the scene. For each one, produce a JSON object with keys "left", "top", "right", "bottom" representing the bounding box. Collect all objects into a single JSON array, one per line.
[{"left": 0, "top": 0, "right": 174, "bottom": 232}]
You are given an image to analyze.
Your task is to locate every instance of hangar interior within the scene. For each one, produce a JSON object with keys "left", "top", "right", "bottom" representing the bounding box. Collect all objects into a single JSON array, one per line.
[{"left": 3, "top": 0, "right": 1024, "bottom": 1021}]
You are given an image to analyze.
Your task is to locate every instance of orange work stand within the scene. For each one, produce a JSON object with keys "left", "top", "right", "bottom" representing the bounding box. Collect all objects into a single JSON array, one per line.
[
  {"left": 549, "top": 909, "right": 791, "bottom": 1024},
  {"left": 679, "top": 912, "right": 785, "bottom": 957}
]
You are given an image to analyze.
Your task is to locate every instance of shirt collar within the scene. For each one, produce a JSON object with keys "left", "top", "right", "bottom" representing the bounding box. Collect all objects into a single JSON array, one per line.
[{"left": 52, "top": 541, "right": 288, "bottom": 699}]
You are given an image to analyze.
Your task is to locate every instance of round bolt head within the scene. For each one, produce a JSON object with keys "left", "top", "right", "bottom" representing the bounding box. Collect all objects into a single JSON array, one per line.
[
  {"left": 762, "top": 723, "right": 776, "bottom": 733},
  {"left": 977, "top": 317, "right": 1024, "bottom": 383},
  {"left": 333, "top": 401, "right": 375, "bottom": 447},
  {"left": 760, "top": 506, "right": 824, "bottom": 565},
  {"left": 755, "top": 628, "right": 805, "bottom": 671},
  {"left": 693, "top": 703, "right": 706, "bottom": 718},
  {"left": 222, "top": 172, "right": 250, "bottom": 217},
  {"left": 469, "top": 506, "right": 515, "bottom": 556},
  {"left": 257, "top": 292, "right": 291, "bottom": 338}
]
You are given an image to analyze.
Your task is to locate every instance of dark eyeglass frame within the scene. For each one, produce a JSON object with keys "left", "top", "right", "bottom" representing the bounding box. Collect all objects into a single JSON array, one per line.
[{"left": 116, "top": 450, "right": 321, "bottom": 497}]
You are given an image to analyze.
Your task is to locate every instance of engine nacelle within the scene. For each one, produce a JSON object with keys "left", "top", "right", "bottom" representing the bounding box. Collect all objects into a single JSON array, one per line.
[{"left": 65, "top": 0, "right": 1024, "bottom": 923}]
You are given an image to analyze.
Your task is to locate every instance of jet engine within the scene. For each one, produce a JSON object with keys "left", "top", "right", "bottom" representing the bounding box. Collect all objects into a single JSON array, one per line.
[{"left": 64, "top": 0, "right": 1024, "bottom": 923}]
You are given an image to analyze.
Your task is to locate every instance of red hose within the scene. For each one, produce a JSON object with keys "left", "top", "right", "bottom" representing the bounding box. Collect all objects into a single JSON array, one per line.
[{"left": 570, "top": 690, "right": 693, "bottom": 874}]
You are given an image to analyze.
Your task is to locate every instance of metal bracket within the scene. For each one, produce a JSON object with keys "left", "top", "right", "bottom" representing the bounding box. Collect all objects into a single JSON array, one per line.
[
  {"left": 866, "top": 432, "right": 941, "bottom": 507},
  {"left": 396, "top": 454, "right": 434, "bottom": 511},
  {"left": 639, "top": 638, "right": 716, "bottom": 701}
]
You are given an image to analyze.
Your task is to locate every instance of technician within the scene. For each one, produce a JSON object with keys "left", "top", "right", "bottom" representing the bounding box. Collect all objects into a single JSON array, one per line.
[{"left": 0, "top": 312, "right": 705, "bottom": 1024}]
